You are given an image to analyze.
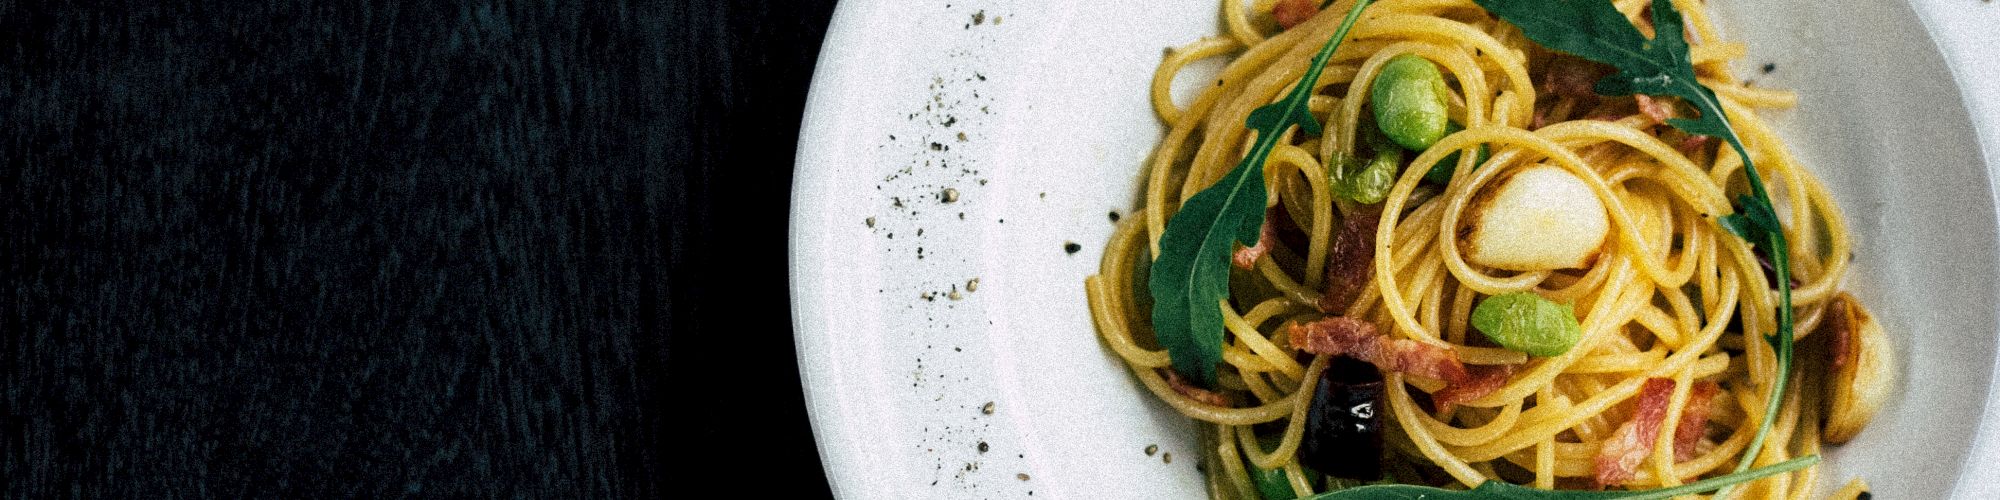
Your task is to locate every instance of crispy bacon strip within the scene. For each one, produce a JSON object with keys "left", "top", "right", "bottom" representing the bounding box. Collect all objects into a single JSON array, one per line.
[
  {"left": 1288, "top": 317, "right": 1470, "bottom": 384},
  {"left": 1824, "top": 293, "right": 1857, "bottom": 369},
  {"left": 1273, "top": 0, "right": 1318, "bottom": 30},
  {"left": 1543, "top": 55, "right": 1609, "bottom": 100},
  {"left": 1317, "top": 205, "right": 1380, "bottom": 313},
  {"left": 1433, "top": 363, "right": 1517, "bottom": 411},
  {"left": 1676, "top": 133, "right": 1714, "bottom": 156},
  {"left": 1594, "top": 378, "right": 1676, "bottom": 486},
  {"left": 1634, "top": 94, "right": 1677, "bottom": 124},
  {"left": 1164, "top": 369, "right": 1231, "bottom": 407},
  {"left": 1673, "top": 381, "right": 1721, "bottom": 461},
  {"left": 1232, "top": 212, "right": 1279, "bottom": 270}
]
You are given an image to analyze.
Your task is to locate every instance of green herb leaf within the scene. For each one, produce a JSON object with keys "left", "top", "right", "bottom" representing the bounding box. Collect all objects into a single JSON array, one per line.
[
  {"left": 1472, "top": 0, "right": 1797, "bottom": 486},
  {"left": 1149, "top": 0, "right": 1374, "bottom": 387},
  {"left": 1471, "top": 292, "right": 1582, "bottom": 357},
  {"left": 1300, "top": 455, "right": 1818, "bottom": 499}
]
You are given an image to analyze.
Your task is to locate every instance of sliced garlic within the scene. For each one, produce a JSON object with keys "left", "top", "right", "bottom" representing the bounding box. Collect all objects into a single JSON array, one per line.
[
  {"left": 1462, "top": 164, "right": 1610, "bottom": 271},
  {"left": 1823, "top": 292, "right": 1893, "bottom": 444}
]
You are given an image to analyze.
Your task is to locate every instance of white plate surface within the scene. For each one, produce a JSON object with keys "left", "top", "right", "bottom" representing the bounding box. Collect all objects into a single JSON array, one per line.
[{"left": 790, "top": 1, "right": 2000, "bottom": 498}]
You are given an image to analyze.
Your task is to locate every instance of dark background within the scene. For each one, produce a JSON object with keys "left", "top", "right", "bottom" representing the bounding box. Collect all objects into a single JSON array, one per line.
[{"left": 3, "top": 1, "right": 835, "bottom": 497}]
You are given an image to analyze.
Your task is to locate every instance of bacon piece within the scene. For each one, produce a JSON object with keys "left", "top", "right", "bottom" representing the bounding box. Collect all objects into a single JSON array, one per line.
[
  {"left": 1232, "top": 211, "right": 1279, "bottom": 270},
  {"left": 1543, "top": 55, "right": 1610, "bottom": 101},
  {"left": 1676, "top": 134, "right": 1714, "bottom": 156},
  {"left": 1288, "top": 317, "right": 1470, "bottom": 384},
  {"left": 1673, "top": 381, "right": 1721, "bottom": 461},
  {"left": 1634, "top": 94, "right": 1677, "bottom": 124},
  {"left": 1433, "top": 363, "right": 1517, "bottom": 411},
  {"left": 1594, "top": 378, "right": 1676, "bottom": 486},
  {"left": 1823, "top": 293, "right": 1856, "bottom": 369},
  {"left": 1165, "top": 370, "right": 1231, "bottom": 407},
  {"left": 1273, "top": 0, "right": 1318, "bottom": 30},
  {"left": 1317, "top": 205, "right": 1380, "bottom": 313}
]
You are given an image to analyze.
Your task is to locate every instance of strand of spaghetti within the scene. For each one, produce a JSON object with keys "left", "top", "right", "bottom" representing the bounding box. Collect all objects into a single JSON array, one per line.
[
  {"left": 1131, "top": 364, "right": 1294, "bottom": 424},
  {"left": 1240, "top": 365, "right": 1285, "bottom": 403},
  {"left": 1418, "top": 397, "right": 1524, "bottom": 447},
  {"left": 1269, "top": 144, "right": 1335, "bottom": 287},
  {"left": 1335, "top": 41, "right": 1494, "bottom": 155},
  {"left": 1387, "top": 373, "right": 1488, "bottom": 486},
  {"left": 1225, "top": 298, "right": 1307, "bottom": 379},
  {"left": 1469, "top": 262, "right": 1737, "bottom": 409},
  {"left": 1283, "top": 460, "right": 1315, "bottom": 498},
  {"left": 1236, "top": 355, "right": 1326, "bottom": 471},
  {"left": 1147, "top": 19, "right": 1307, "bottom": 254},
  {"left": 1087, "top": 219, "right": 1170, "bottom": 367},
  {"left": 1223, "top": 0, "right": 1269, "bottom": 47},
  {"left": 1349, "top": 15, "right": 1532, "bottom": 123},
  {"left": 1634, "top": 305, "right": 1685, "bottom": 350},
  {"left": 1185, "top": 8, "right": 1356, "bottom": 202},
  {"left": 1216, "top": 423, "right": 1260, "bottom": 499},
  {"left": 1088, "top": 276, "right": 1169, "bottom": 367},
  {"left": 1152, "top": 37, "right": 1242, "bottom": 127},
  {"left": 1644, "top": 365, "right": 1697, "bottom": 488},
  {"left": 1255, "top": 257, "right": 1323, "bottom": 307},
  {"left": 1534, "top": 390, "right": 1558, "bottom": 489}
]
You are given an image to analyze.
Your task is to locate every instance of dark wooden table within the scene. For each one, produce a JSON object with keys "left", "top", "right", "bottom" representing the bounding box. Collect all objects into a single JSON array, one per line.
[{"left": 2, "top": 2, "right": 836, "bottom": 496}]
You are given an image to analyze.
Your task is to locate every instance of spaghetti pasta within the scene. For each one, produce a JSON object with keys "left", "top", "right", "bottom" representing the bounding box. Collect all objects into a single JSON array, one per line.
[{"left": 1086, "top": 0, "right": 1890, "bottom": 497}]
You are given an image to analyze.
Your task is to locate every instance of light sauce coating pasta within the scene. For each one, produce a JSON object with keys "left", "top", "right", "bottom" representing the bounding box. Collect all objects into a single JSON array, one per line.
[{"left": 1087, "top": 0, "right": 1886, "bottom": 497}]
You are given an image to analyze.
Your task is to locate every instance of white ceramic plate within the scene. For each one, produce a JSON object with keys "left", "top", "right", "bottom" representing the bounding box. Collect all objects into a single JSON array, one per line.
[{"left": 790, "top": 1, "right": 2000, "bottom": 498}]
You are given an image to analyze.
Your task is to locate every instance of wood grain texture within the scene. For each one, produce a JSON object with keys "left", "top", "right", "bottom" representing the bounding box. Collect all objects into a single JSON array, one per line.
[{"left": 1, "top": 1, "right": 833, "bottom": 496}]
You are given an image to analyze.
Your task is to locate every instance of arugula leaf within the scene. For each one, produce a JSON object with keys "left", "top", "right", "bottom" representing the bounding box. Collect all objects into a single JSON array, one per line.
[
  {"left": 1472, "top": 0, "right": 1798, "bottom": 486},
  {"left": 1300, "top": 456, "right": 1818, "bottom": 499},
  {"left": 1150, "top": 0, "right": 1374, "bottom": 387}
]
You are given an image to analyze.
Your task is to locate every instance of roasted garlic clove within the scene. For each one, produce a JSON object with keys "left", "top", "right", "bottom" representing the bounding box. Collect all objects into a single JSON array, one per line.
[
  {"left": 1822, "top": 292, "right": 1894, "bottom": 444},
  {"left": 1462, "top": 163, "right": 1610, "bottom": 271}
]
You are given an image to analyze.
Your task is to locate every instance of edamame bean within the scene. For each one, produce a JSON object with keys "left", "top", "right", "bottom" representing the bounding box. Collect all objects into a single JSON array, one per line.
[
  {"left": 1471, "top": 292, "right": 1582, "bottom": 357},
  {"left": 1331, "top": 149, "right": 1400, "bottom": 204},
  {"left": 1370, "top": 54, "right": 1450, "bottom": 151}
]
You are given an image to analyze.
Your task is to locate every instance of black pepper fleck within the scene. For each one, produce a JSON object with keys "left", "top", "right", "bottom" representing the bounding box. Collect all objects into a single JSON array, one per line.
[
  {"left": 1108, "top": 211, "right": 1121, "bottom": 222},
  {"left": 930, "top": 142, "right": 944, "bottom": 151},
  {"left": 1762, "top": 62, "right": 1777, "bottom": 74},
  {"left": 1162, "top": 452, "right": 1172, "bottom": 464},
  {"left": 1064, "top": 242, "right": 1081, "bottom": 254},
  {"left": 977, "top": 441, "right": 989, "bottom": 453},
  {"left": 1145, "top": 444, "right": 1159, "bottom": 456}
]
